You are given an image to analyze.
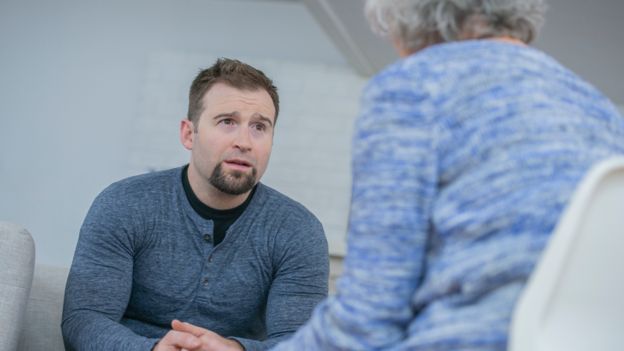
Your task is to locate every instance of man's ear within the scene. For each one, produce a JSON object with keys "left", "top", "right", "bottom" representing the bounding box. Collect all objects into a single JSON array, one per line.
[{"left": 180, "top": 119, "right": 195, "bottom": 150}]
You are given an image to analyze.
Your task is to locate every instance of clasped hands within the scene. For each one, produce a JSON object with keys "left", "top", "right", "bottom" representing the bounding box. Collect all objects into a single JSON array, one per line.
[{"left": 153, "top": 320, "right": 244, "bottom": 351}]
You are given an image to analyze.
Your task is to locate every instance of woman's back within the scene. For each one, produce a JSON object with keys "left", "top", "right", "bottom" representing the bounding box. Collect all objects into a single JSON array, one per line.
[{"left": 370, "top": 39, "right": 624, "bottom": 349}]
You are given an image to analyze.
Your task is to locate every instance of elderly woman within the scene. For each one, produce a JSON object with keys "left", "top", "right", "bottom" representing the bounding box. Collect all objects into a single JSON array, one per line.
[{"left": 273, "top": 0, "right": 624, "bottom": 350}]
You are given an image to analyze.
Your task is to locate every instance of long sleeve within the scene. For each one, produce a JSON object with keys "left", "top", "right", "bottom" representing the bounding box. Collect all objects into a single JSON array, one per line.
[
  {"left": 271, "top": 65, "right": 439, "bottom": 350},
  {"left": 62, "top": 186, "right": 159, "bottom": 351},
  {"left": 233, "top": 208, "right": 329, "bottom": 350}
]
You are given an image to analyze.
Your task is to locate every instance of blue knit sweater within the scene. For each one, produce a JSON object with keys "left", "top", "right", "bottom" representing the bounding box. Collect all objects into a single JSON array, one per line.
[
  {"left": 62, "top": 167, "right": 329, "bottom": 351},
  {"left": 272, "top": 40, "right": 624, "bottom": 350}
]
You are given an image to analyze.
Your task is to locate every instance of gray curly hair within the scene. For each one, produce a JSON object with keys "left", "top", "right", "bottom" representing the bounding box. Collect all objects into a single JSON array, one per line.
[{"left": 365, "top": 0, "right": 547, "bottom": 53}]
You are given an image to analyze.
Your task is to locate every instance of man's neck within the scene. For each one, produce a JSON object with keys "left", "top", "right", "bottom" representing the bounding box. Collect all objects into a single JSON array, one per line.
[{"left": 187, "top": 164, "right": 251, "bottom": 210}]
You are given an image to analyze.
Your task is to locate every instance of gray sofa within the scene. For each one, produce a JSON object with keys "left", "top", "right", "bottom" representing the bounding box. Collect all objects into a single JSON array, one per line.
[{"left": 0, "top": 222, "right": 68, "bottom": 351}]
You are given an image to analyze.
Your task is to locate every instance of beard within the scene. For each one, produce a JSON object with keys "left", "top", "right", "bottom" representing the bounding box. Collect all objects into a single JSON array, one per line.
[{"left": 209, "top": 162, "right": 257, "bottom": 195}]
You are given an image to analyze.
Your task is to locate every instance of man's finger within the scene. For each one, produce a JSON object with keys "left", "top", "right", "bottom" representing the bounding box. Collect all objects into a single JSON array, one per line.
[
  {"left": 162, "top": 330, "right": 201, "bottom": 349},
  {"left": 171, "top": 319, "right": 208, "bottom": 337}
]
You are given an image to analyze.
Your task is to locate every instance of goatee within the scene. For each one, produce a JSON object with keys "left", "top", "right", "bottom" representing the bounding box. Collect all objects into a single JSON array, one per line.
[{"left": 209, "top": 162, "right": 257, "bottom": 195}]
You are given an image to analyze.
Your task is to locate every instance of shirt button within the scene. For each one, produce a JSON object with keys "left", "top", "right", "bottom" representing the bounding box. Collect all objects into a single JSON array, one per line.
[
  {"left": 202, "top": 278, "right": 209, "bottom": 285},
  {"left": 203, "top": 234, "right": 212, "bottom": 243}
]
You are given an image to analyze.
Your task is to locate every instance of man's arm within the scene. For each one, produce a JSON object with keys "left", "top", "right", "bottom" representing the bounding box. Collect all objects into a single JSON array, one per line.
[
  {"left": 62, "top": 186, "right": 159, "bottom": 350},
  {"left": 233, "top": 210, "right": 329, "bottom": 351}
]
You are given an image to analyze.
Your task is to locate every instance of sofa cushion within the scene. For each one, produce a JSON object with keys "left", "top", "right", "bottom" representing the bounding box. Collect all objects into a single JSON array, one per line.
[
  {"left": 0, "top": 222, "right": 35, "bottom": 351},
  {"left": 18, "top": 264, "right": 69, "bottom": 351}
]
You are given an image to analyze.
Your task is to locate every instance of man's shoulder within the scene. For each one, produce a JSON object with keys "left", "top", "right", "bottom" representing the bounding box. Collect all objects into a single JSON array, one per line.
[
  {"left": 98, "top": 167, "right": 182, "bottom": 202},
  {"left": 254, "top": 183, "right": 328, "bottom": 252},
  {"left": 257, "top": 184, "right": 325, "bottom": 239},
  {"left": 255, "top": 183, "right": 322, "bottom": 227}
]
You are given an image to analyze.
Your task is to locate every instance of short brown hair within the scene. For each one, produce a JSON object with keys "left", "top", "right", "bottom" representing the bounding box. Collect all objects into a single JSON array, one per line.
[{"left": 187, "top": 58, "right": 279, "bottom": 125}]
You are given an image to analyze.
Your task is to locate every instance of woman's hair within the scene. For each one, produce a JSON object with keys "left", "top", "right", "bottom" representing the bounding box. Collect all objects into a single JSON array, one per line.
[{"left": 365, "top": 0, "right": 547, "bottom": 52}]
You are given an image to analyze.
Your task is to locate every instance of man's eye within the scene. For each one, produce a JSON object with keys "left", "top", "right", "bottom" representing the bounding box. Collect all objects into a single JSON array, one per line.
[
  {"left": 219, "top": 119, "right": 234, "bottom": 125},
  {"left": 253, "top": 123, "right": 266, "bottom": 131}
]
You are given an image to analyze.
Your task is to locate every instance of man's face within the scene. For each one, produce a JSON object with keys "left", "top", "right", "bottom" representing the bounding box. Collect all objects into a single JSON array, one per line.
[{"left": 181, "top": 83, "right": 275, "bottom": 196}]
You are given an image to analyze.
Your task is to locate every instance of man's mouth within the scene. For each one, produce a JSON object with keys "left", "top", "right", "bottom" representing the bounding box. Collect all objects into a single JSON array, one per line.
[{"left": 223, "top": 158, "right": 253, "bottom": 170}]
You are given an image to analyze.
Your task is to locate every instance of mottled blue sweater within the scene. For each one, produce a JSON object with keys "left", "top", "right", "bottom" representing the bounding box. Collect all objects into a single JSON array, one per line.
[
  {"left": 62, "top": 167, "right": 329, "bottom": 351},
  {"left": 272, "top": 40, "right": 624, "bottom": 350}
]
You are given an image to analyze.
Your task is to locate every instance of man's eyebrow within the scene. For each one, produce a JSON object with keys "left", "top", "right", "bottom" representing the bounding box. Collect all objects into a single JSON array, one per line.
[
  {"left": 213, "top": 112, "right": 239, "bottom": 119},
  {"left": 254, "top": 114, "right": 274, "bottom": 127}
]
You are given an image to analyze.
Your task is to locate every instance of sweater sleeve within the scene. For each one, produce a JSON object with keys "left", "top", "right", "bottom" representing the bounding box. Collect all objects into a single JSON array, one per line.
[
  {"left": 232, "top": 207, "right": 329, "bottom": 351},
  {"left": 271, "top": 67, "right": 439, "bottom": 350},
  {"left": 61, "top": 186, "right": 159, "bottom": 351}
]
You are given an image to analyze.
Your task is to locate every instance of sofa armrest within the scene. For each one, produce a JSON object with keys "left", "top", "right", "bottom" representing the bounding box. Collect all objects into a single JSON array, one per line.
[{"left": 0, "top": 222, "right": 36, "bottom": 351}]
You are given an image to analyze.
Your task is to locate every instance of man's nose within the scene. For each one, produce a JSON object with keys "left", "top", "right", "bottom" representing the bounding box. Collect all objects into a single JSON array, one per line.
[{"left": 233, "top": 126, "right": 252, "bottom": 152}]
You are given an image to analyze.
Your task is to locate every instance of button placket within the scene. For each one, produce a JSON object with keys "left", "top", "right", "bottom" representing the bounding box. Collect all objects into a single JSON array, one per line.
[{"left": 203, "top": 233, "right": 212, "bottom": 243}]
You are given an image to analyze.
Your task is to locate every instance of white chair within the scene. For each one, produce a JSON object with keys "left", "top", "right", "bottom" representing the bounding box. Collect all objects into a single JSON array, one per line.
[{"left": 509, "top": 157, "right": 624, "bottom": 351}]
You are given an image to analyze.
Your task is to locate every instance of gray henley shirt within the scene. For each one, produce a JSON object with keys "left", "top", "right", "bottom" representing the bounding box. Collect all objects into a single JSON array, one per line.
[{"left": 62, "top": 166, "right": 329, "bottom": 350}]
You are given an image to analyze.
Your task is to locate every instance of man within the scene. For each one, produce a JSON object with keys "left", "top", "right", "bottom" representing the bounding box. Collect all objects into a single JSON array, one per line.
[{"left": 62, "top": 58, "right": 329, "bottom": 351}]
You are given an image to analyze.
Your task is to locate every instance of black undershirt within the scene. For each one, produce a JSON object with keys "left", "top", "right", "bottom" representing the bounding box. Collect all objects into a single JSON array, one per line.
[{"left": 181, "top": 165, "right": 255, "bottom": 246}]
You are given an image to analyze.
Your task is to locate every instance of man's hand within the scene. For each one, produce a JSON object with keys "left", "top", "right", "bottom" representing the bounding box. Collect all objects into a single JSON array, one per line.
[
  {"left": 171, "top": 320, "right": 244, "bottom": 351},
  {"left": 152, "top": 329, "right": 201, "bottom": 351}
]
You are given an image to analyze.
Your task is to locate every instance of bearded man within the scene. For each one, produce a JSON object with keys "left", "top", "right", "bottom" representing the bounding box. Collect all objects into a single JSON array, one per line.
[{"left": 62, "top": 58, "right": 329, "bottom": 351}]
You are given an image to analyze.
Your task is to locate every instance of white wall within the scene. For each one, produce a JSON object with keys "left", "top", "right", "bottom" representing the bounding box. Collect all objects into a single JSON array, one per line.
[
  {"left": 2, "top": 0, "right": 622, "bottom": 268},
  {"left": 0, "top": 0, "right": 354, "bottom": 266}
]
